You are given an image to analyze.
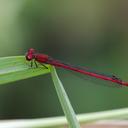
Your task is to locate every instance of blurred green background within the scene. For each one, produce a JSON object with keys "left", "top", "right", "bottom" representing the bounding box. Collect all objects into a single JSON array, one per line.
[{"left": 0, "top": 0, "right": 128, "bottom": 119}]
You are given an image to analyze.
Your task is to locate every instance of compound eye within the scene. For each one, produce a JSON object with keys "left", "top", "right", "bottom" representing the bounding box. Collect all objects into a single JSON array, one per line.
[
  {"left": 26, "top": 54, "right": 33, "bottom": 61},
  {"left": 28, "top": 48, "right": 35, "bottom": 54}
]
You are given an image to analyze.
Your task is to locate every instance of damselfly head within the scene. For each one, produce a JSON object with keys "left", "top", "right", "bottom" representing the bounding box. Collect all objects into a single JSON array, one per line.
[
  {"left": 28, "top": 48, "right": 35, "bottom": 54},
  {"left": 25, "top": 48, "right": 35, "bottom": 61}
]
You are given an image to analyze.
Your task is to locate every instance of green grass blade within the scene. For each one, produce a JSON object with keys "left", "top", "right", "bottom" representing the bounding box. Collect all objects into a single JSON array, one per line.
[
  {"left": 0, "top": 108, "right": 128, "bottom": 128},
  {"left": 50, "top": 66, "right": 80, "bottom": 128},
  {"left": 0, "top": 56, "right": 50, "bottom": 85}
]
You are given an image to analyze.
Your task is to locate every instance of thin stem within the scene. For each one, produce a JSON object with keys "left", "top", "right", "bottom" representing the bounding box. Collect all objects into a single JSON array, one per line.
[{"left": 50, "top": 66, "right": 80, "bottom": 128}]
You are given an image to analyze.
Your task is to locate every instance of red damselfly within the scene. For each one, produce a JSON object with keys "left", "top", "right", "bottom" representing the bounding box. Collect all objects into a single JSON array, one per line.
[{"left": 25, "top": 48, "right": 128, "bottom": 87}]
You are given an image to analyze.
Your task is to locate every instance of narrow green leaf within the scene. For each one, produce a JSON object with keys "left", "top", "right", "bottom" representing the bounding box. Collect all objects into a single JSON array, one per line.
[
  {"left": 0, "top": 56, "right": 50, "bottom": 85},
  {"left": 50, "top": 66, "right": 80, "bottom": 128},
  {"left": 0, "top": 108, "right": 128, "bottom": 128}
]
